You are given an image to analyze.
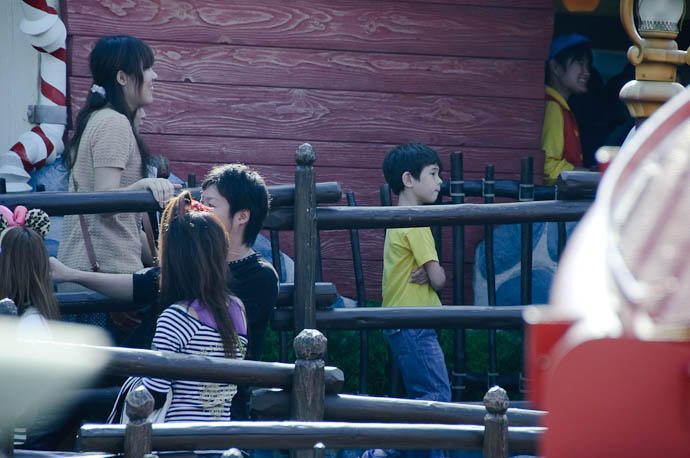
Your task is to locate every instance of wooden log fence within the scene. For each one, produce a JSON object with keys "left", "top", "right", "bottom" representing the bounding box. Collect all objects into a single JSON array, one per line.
[
  {"left": 555, "top": 171, "right": 601, "bottom": 200},
  {"left": 0, "top": 182, "right": 342, "bottom": 214},
  {"left": 271, "top": 306, "right": 526, "bottom": 331},
  {"left": 56, "top": 282, "right": 338, "bottom": 314},
  {"left": 78, "top": 421, "right": 543, "bottom": 456},
  {"left": 55, "top": 342, "right": 344, "bottom": 393},
  {"left": 249, "top": 389, "right": 545, "bottom": 426},
  {"left": 294, "top": 144, "right": 318, "bottom": 334},
  {"left": 264, "top": 200, "right": 590, "bottom": 231},
  {"left": 123, "top": 386, "right": 154, "bottom": 458},
  {"left": 292, "top": 329, "right": 327, "bottom": 458}
]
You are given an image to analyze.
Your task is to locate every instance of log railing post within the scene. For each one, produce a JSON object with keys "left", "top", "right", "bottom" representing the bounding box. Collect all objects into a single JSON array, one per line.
[
  {"left": 294, "top": 143, "right": 317, "bottom": 334},
  {"left": 291, "top": 329, "right": 327, "bottom": 458},
  {"left": 124, "top": 385, "right": 154, "bottom": 458},
  {"left": 483, "top": 386, "right": 509, "bottom": 458}
]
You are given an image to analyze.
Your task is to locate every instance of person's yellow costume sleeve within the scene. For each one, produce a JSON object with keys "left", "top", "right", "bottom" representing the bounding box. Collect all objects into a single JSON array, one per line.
[{"left": 542, "top": 92, "right": 576, "bottom": 185}]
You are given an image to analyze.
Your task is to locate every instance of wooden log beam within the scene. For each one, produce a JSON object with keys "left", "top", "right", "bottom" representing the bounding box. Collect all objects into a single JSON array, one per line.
[
  {"left": 0, "top": 182, "right": 342, "bottom": 215},
  {"left": 249, "top": 389, "right": 545, "bottom": 426},
  {"left": 56, "top": 282, "right": 338, "bottom": 314},
  {"left": 50, "top": 344, "right": 343, "bottom": 393},
  {"left": 263, "top": 201, "right": 591, "bottom": 231},
  {"left": 77, "top": 421, "right": 543, "bottom": 454},
  {"left": 271, "top": 306, "right": 526, "bottom": 331},
  {"left": 556, "top": 171, "right": 601, "bottom": 201}
]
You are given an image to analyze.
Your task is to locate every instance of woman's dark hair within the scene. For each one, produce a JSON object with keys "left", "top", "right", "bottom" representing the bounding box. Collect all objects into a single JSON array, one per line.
[
  {"left": 158, "top": 191, "right": 239, "bottom": 357},
  {"left": 0, "top": 227, "right": 60, "bottom": 320},
  {"left": 65, "top": 35, "right": 154, "bottom": 176}
]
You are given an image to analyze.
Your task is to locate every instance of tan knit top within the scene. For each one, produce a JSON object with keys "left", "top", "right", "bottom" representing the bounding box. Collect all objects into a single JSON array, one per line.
[{"left": 58, "top": 108, "right": 144, "bottom": 275}]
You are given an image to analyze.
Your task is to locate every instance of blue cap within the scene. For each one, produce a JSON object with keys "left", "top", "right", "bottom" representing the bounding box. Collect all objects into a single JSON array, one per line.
[{"left": 549, "top": 34, "right": 590, "bottom": 61}]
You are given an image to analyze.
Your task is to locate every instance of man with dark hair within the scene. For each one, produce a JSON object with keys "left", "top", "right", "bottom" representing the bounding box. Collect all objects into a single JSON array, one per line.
[
  {"left": 51, "top": 163, "right": 279, "bottom": 362},
  {"left": 201, "top": 163, "right": 270, "bottom": 248}
]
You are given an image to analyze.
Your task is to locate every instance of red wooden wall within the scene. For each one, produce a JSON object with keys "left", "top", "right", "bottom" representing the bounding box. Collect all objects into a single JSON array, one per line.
[{"left": 62, "top": 0, "right": 553, "bottom": 304}]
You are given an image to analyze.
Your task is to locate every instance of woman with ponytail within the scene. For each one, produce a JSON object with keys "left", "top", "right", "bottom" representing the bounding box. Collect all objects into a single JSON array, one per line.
[
  {"left": 58, "top": 36, "right": 177, "bottom": 331},
  {"left": 109, "top": 191, "right": 247, "bottom": 423}
]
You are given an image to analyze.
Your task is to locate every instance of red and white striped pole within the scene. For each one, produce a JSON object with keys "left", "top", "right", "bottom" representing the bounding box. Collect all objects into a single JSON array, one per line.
[{"left": 0, "top": 0, "right": 66, "bottom": 192}]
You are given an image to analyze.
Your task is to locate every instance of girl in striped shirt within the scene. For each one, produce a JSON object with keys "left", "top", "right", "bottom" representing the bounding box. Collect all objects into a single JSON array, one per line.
[{"left": 141, "top": 191, "right": 247, "bottom": 422}]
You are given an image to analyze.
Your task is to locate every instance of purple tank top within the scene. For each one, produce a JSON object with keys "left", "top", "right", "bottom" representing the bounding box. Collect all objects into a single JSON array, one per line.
[{"left": 186, "top": 297, "right": 247, "bottom": 335}]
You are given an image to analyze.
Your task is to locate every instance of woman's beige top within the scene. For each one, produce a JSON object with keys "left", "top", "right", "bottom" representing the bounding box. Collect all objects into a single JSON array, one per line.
[{"left": 58, "top": 108, "right": 144, "bottom": 275}]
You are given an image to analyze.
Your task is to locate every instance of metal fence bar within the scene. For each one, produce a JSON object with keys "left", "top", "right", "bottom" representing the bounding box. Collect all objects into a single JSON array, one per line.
[
  {"left": 483, "top": 165, "right": 498, "bottom": 388},
  {"left": 347, "top": 191, "right": 369, "bottom": 394},
  {"left": 270, "top": 230, "right": 289, "bottom": 363},
  {"left": 450, "top": 151, "right": 466, "bottom": 401}
]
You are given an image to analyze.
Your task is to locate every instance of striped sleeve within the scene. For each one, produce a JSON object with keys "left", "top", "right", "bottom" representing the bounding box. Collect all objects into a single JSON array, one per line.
[{"left": 143, "top": 305, "right": 196, "bottom": 395}]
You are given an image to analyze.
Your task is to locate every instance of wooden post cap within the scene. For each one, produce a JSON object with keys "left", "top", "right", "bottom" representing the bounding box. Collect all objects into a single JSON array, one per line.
[
  {"left": 314, "top": 442, "right": 326, "bottom": 458},
  {"left": 483, "top": 386, "right": 509, "bottom": 414},
  {"left": 0, "top": 298, "right": 18, "bottom": 316},
  {"left": 295, "top": 143, "right": 315, "bottom": 165},
  {"left": 125, "top": 385, "right": 155, "bottom": 422},
  {"left": 294, "top": 329, "right": 327, "bottom": 360},
  {"left": 221, "top": 448, "right": 244, "bottom": 458}
]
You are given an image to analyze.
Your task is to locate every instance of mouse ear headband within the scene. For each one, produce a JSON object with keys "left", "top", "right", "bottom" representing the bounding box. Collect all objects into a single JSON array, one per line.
[{"left": 0, "top": 205, "right": 51, "bottom": 239}]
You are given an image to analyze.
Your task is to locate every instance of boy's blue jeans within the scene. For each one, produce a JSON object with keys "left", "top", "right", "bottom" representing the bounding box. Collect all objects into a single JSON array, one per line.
[
  {"left": 384, "top": 328, "right": 451, "bottom": 402},
  {"left": 382, "top": 328, "right": 451, "bottom": 458}
]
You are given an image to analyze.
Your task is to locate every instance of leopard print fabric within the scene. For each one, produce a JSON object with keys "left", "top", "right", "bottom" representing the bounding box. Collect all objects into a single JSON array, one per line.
[
  {"left": 0, "top": 208, "right": 50, "bottom": 239},
  {"left": 24, "top": 209, "right": 50, "bottom": 238}
]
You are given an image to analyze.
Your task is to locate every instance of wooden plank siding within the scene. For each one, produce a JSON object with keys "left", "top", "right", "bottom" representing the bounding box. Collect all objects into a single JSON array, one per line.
[{"left": 63, "top": 0, "right": 553, "bottom": 304}]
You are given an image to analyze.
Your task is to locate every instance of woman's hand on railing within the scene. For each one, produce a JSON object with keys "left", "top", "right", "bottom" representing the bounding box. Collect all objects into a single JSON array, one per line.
[
  {"left": 133, "top": 178, "right": 181, "bottom": 208},
  {"left": 50, "top": 256, "right": 77, "bottom": 283}
]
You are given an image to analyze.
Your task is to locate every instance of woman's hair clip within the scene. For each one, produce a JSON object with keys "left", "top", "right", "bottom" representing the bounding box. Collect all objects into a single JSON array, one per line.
[
  {"left": 189, "top": 199, "right": 213, "bottom": 213},
  {"left": 0, "top": 205, "right": 51, "bottom": 239},
  {"left": 90, "top": 84, "right": 106, "bottom": 98}
]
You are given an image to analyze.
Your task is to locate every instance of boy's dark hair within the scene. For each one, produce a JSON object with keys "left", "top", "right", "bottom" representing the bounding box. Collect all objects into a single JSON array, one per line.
[
  {"left": 382, "top": 143, "right": 441, "bottom": 195},
  {"left": 202, "top": 164, "right": 271, "bottom": 246}
]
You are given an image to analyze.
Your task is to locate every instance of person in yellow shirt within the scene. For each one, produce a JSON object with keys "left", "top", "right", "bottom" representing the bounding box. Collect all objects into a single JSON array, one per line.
[
  {"left": 363, "top": 143, "right": 450, "bottom": 458},
  {"left": 542, "top": 34, "right": 592, "bottom": 185}
]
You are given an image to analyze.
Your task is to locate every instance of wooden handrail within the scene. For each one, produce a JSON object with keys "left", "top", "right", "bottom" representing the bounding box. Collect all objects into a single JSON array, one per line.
[
  {"left": 56, "top": 282, "right": 338, "bottom": 314},
  {"left": 271, "top": 306, "right": 527, "bottom": 331},
  {"left": 0, "top": 182, "right": 342, "bottom": 215},
  {"left": 249, "top": 389, "right": 545, "bottom": 426},
  {"left": 78, "top": 420, "right": 544, "bottom": 454},
  {"left": 263, "top": 200, "right": 591, "bottom": 231},
  {"left": 52, "top": 343, "right": 344, "bottom": 393}
]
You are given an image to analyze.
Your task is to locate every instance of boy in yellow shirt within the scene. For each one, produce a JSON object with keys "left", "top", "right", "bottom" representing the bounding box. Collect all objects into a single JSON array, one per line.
[{"left": 365, "top": 143, "right": 450, "bottom": 458}]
